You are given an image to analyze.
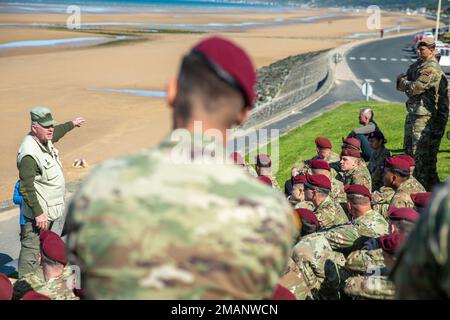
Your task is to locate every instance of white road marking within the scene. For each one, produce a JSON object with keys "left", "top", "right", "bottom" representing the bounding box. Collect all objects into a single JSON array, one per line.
[
  {"left": 370, "top": 57, "right": 376, "bottom": 60},
  {"left": 380, "top": 78, "right": 392, "bottom": 83},
  {"left": 411, "top": 59, "right": 417, "bottom": 62},
  {"left": 391, "top": 58, "right": 398, "bottom": 61},
  {"left": 364, "top": 79, "right": 375, "bottom": 83},
  {"left": 381, "top": 58, "right": 387, "bottom": 61},
  {"left": 360, "top": 57, "right": 367, "bottom": 60},
  {"left": 401, "top": 58, "right": 408, "bottom": 62},
  {"left": 349, "top": 57, "right": 356, "bottom": 60}
]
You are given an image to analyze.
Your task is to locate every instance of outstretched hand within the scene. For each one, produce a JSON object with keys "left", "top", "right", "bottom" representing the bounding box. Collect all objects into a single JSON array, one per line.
[{"left": 72, "top": 117, "right": 86, "bottom": 127}]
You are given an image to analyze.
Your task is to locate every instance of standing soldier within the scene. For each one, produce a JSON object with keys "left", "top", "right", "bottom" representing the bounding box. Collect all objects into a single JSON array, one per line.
[
  {"left": 17, "top": 107, "right": 85, "bottom": 277},
  {"left": 396, "top": 37, "right": 449, "bottom": 190},
  {"left": 65, "top": 36, "right": 297, "bottom": 299}
]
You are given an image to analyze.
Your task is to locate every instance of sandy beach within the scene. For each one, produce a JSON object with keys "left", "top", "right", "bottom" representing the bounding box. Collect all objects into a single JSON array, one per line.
[{"left": 0, "top": 4, "right": 435, "bottom": 202}]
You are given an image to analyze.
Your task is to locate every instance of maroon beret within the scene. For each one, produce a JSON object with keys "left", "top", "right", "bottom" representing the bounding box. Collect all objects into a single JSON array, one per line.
[
  {"left": 396, "top": 154, "right": 415, "bottom": 167},
  {"left": 293, "top": 174, "right": 307, "bottom": 185},
  {"left": 315, "top": 136, "right": 332, "bottom": 149},
  {"left": 342, "top": 137, "right": 361, "bottom": 150},
  {"left": 39, "top": 230, "right": 59, "bottom": 244},
  {"left": 272, "top": 284, "right": 296, "bottom": 300},
  {"left": 378, "top": 233, "right": 404, "bottom": 254},
  {"left": 21, "top": 291, "right": 51, "bottom": 300},
  {"left": 255, "top": 154, "right": 271, "bottom": 167},
  {"left": 41, "top": 236, "right": 67, "bottom": 265},
  {"left": 309, "top": 159, "right": 331, "bottom": 171},
  {"left": 258, "top": 175, "right": 272, "bottom": 186},
  {"left": 388, "top": 207, "right": 419, "bottom": 222},
  {"left": 192, "top": 36, "right": 256, "bottom": 107},
  {"left": 230, "top": 152, "right": 244, "bottom": 165},
  {"left": 340, "top": 147, "right": 361, "bottom": 159},
  {"left": 306, "top": 173, "right": 331, "bottom": 190},
  {"left": 295, "top": 208, "right": 319, "bottom": 229},
  {"left": 411, "top": 192, "right": 432, "bottom": 208},
  {"left": 384, "top": 157, "right": 410, "bottom": 172},
  {"left": 0, "top": 274, "right": 13, "bottom": 300},
  {"left": 344, "top": 184, "right": 371, "bottom": 200}
]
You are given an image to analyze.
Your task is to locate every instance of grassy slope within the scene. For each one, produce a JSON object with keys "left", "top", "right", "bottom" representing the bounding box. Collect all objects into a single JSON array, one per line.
[{"left": 269, "top": 101, "right": 450, "bottom": 186}]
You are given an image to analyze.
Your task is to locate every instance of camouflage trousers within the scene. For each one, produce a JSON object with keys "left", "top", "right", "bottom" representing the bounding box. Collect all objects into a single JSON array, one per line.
[
  {"left": 403, "top": 112, "right": 414, "bottom": 156},
  {"left": 412, "top": 114, "right": 447, "bottom": 190},
  {"left": 344, "top": 275, "right": 395, "bottom": 300}
]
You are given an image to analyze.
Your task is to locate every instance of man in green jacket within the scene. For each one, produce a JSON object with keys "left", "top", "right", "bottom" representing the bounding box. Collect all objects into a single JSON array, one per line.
[{"left": 17, "top": 107, "right": 85, "bottom": 277}]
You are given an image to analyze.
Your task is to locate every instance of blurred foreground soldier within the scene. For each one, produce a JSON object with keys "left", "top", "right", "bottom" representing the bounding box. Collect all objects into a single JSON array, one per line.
[
  {"left": 367, "top": 131, "right": 391, "bottom": 191},
  {"left": 256, "top": 154, "right": 280, "bottom": 190},
  {"left": 65, "top": 36, "right": 296, "bottom": 299},
  {"left": 230, "top": 152, "right": 257, "bottom": 178},
  {"left": 348, "top": 108, "right": 382, "bottom": 161},
  {"left": 340, "top": 147, "right": 372, "bottom": 191},
  {"left": 410, "top": 192, "right": 432, "bottom": 213},
  {"left": 17, "top": 107, "right": 85, "bottom": 278},
  {"left": 14, "top": 230, "right": 78, "bottom": 300},
  {"left": 397, "top": 37, "right": 449, "bottom": 190},
  {"left": 21, "top": 291, "right": 51, "bottom": 300},
  {"left": 304, "top": 173, "right": 348, "bottom": 229},
  {"left": 392, "top": 179, "right": 450, "bottom": 299}
]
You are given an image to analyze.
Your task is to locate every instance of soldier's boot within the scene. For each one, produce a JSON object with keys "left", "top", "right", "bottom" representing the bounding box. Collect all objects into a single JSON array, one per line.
[{"left": 18, "top": 217, "right": 40, "bottom": 278}]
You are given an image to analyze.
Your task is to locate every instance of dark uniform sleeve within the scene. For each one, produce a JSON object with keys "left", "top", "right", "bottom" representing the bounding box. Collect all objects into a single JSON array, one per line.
[
  {"left": 19, "top": 156, "right": 43, "bottom": 218},
  {"left": 52, "top": 121, "right": 75, "bottom": 143}
]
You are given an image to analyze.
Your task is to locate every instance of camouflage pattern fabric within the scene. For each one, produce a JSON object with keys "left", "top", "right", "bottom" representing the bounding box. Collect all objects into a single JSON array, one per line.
[
  {"left": 13, "top": 267, "right": 78, "bottom": 300},
  {"left": 292, "top": 151, "right": 340, "bottom": 175},
  {"left": 398, "top": 57, "right": 449, "bottom": 190},
  {"left": 368, "top": 147, "right": 391, "bottom": 192},
  {"left": 278, "top": 257, "right": 313, "bottom": 300},
  {"left": 293, "top": 200, "right": 315, "bottom": 211},
  {"left": 342, "top": 163, "right": 372, "bottom": 192},
  {"left": 372, "top": 187, "right": 395, "bottom": 220},
  {"left": 331, "top": 178, "right": 346, "bottom": 204},
  {"left": 392, "top": 179, "right": 450, "bottom": 299},
  {"left": 314, "top": 195, "right": 348, "bottom": 229},
  {"left": 65, "top": 133, "right": 297, "bottom": 299},
  {"left": 344, "top": 275, "right": 395, "bottom": 300},
  {"left": 389, "top": 177, "right": 426, "bottom": 210},
  {"left": 345, "top": 248, "right": 385, "bottom": 274}
]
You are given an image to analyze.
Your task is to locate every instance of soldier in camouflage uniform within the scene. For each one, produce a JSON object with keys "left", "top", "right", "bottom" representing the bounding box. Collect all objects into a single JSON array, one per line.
[
  {"left": 340, "top": 148, "right": 372, "bottom": 191},
  {"left": 290, "top": 185, "right": 388, "bottom": 299},
  {"left": 304, "top": 173, "right": 348, "bottom": 229},
  {"left": 343, "top": 208, "right": 419, "bottom": 299},
  {"left": 371, "top": 186, "right": 395, "bottom": 220},
  {"left": 309, "top": 159, "right": 346, "bottom": 204},
  {"left": 13, "top": 230, "right": 78, "bottom": 300},
  {"left": 383, "top": 157, "right": 426, "bottom": 211},
  {"left": 392, "top": 178, "right": 450, "bottom": 299},
  {"left": 397, "top": 37, "right": 449, "bottom": 190},
  {"left": 286, "top": 175, "right": 315, "bottom": 210},
  {"left": 65, "top": 37, "right": 297, "bottom": 300},
  {"left": 367, "top": 131, "right": 391, "bottom": 192},
  {"left": 255, "top": 154, "right": 281, "bottom": 191}
]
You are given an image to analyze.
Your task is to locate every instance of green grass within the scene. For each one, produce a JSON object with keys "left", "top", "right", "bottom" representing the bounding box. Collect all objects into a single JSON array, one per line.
[{"left": 266, "top": 101, "right": 450, "bottom": 186}]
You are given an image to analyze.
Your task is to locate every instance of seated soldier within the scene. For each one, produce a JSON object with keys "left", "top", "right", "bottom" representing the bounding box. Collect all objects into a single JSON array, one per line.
[
  {"left": 367, "top": 131, "right": 391, "bottom": 192},
  {"left": 410, "top": 192, "right": 432, "bottom": 214},
  {"left": 348, "top": 108, "right": 382, "bottom": 161},
  {"left": 255, "top": 154, "right": 280, "bottom": 190},
  {"left": 287, "top": 175, "right": 314, "bottom": 210},
  {"left": 304, "top": 173, "right": 348, "bottom": 229},
  {"left": 290, "top": 185, "right": 388, "bottom": 300},
  {"left": 21, "top": 291, "right": 51, "bottom": 300},
  {"left": 383, "top": 156, "right": 426, "bottom": 211},
  {"left": 230, "top": 152, "right": 258, "bottom": 178},
  {"left": 296, "top": 208, "right": 320, "bottom": 238},
  {"left": 13, "top": 230, "right": 78, "bottom": 300},
  {"left": 340, "top": 147, "right": 372, "bottom": 191},
  {"left": 395, "top": 154, "right": 425, "bottom": 191},
  {"left": 343, "top": 207, "right": 419, "bottom": 300},
  {"left": 309, "top": 159, "right": 346, "bottom": 204}
]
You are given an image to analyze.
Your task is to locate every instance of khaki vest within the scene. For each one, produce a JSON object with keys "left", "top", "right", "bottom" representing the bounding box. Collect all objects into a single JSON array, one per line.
[{"left": 17, "top": 134, "right": 65, "bottom": 221}]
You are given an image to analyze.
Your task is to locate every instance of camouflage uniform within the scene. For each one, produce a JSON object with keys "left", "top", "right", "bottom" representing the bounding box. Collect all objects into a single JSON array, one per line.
[
  {"left": 330, "top": 178, "right": 346, "bottom": 204},
  {"left": 368, "top": 147, "right": 391, "bottom": 192},
  {"left": 243, "top": 164, "right": 258, "bottom": 178},
  {"left": 392, "top": 179, "right": 450, "bottom": 299},
  {"left": 292, "top": 210, "right": 388, "bottom": 299},
  {"left": 398, "top": 57, "right": 449, "bottom": 190},
  {"left": 13, "top": 267, "right": 78, "bottom": 300},
  {"left": 342, "top": 163, "right": 372, "bottom": 192},
  {"left": 293, "top": 151, "right": 340, "bottom": 175},
  {"left": 65, "top": 133, "right": 297, "bottom": 299},
  {"left": 344, "top": 275, "right": 395, "bottom": 300},
  {"left": 372, "top": 187, "right": 395, "bottom": 220},
  {"left": 345, "top": 248, "right": 386, "bottom": 274},
  {"left": 313, "top": 195, "right": 348, "bottom": 229},
  {"left": 389, "top": 177, "right": 426, "bottom": 210}
]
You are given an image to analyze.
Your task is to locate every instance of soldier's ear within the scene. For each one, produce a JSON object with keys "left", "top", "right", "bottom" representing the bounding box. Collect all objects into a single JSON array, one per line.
[
  {"left": 235, "top": 106, "right": 250, "bottom": 126},
  {"left": 166, "top": 78, "right": 178, "bottom": 109}
]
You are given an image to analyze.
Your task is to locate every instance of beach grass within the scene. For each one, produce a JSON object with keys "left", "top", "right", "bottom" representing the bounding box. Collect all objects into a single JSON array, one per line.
[{"left": 257, "top": 101, "right": 450, "bottom": 188}]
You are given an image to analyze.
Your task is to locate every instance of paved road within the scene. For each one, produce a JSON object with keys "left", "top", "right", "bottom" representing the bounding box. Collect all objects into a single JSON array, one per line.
[{"left": 346, "top": 34, "right": 417, "bottom": 102}]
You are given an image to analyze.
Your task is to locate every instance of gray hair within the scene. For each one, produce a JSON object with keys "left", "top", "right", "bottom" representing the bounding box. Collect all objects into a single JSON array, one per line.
[{"left": 360, "top": 108, "right": 374, "bottom": 120}]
